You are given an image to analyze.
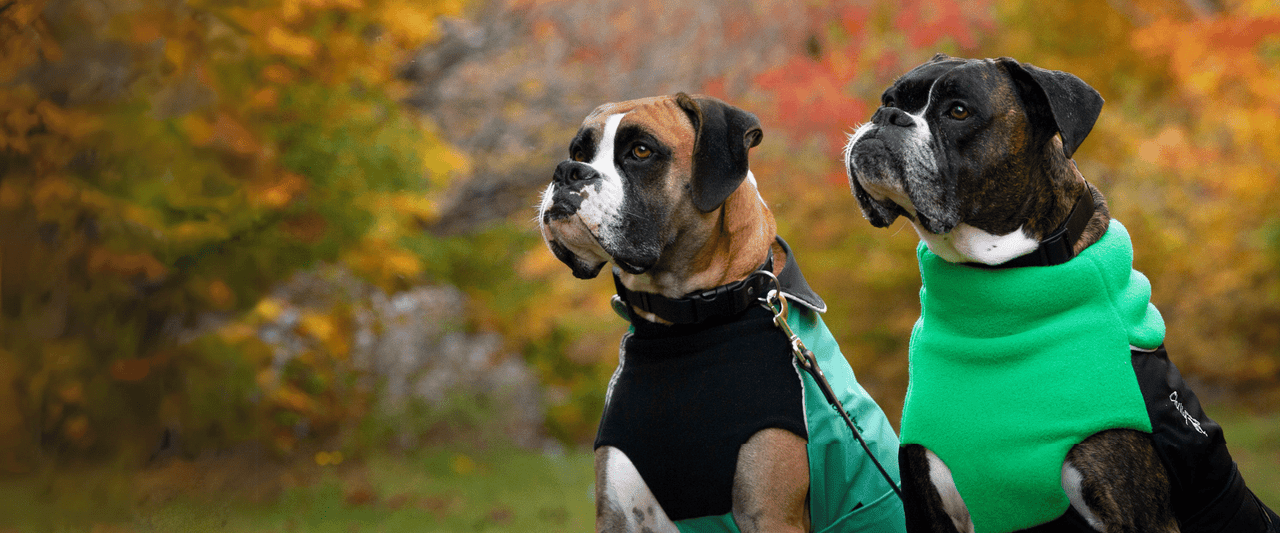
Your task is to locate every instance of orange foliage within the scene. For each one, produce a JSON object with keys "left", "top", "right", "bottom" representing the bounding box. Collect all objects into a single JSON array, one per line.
[{"left": 0, "top": 0, "right": 465, "bottom": 459}]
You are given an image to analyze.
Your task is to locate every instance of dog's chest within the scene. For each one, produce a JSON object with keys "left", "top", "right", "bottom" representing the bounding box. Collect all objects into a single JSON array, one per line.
[{"left": 595, "top": 308, "right": 807, "bottom": 522}]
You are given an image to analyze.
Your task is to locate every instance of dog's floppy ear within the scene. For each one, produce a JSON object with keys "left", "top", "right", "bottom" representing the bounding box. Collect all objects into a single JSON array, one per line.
[
  {"left": 1001, "top": 58, "right": 1104, "bottom": 159},
  {"left": 676, "top": 93, "right": 763, "bottom": 213}
]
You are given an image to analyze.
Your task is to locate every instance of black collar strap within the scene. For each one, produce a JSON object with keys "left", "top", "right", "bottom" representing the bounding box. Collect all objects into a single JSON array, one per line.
[
  {"left": 613, "top": 252, "right": 773, "bottom": 325},
  {"left": 968, "top": 188, "right": 1096, "bottom": 270},
  {"left": 612, "top": 237, "right": 827, "bottom": 325}
]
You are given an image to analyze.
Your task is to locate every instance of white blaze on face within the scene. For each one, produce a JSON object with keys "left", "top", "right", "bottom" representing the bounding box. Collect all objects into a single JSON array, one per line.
[
  {"left": 575, "top": 113, "right": 629, "bottom": 252},
  {"left": 844, "top": 80, "right": 940, "bottom": 214},
  {"left": 537, "top": 112, "right": 630, "bottom": 265}
]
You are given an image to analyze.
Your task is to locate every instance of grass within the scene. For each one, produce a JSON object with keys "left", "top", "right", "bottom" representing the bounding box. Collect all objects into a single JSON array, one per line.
[
  {"left": 0, "top": 407, "right": 1274, "bottom": 532},
  {"left": 1214, "top": 407, "right": 1280, "bottom": 509},
  {"left": 0, "top": 446, "right": 596, "bottom": 533}
]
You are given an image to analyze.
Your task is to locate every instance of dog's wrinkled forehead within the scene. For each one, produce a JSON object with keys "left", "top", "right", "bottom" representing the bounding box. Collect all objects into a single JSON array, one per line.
[
  {"left": 883, "top": 57, "right": 987, "bottom": 112},
  {"left": 575, "top": 96, "right": 695, "bottom": 157}
]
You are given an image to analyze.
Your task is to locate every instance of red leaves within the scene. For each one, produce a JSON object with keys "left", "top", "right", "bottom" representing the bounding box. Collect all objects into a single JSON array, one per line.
[
  {"left": 754, "top": 55, "right": 868, "bottom": 149},
  {"left": 893, "top": 0, "right": 992, "bottom": 49}
]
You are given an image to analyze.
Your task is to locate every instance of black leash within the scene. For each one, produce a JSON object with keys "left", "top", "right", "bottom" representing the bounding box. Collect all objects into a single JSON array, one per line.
[{"left": 756, "top": 271, "right": 904, "bottom": 501}]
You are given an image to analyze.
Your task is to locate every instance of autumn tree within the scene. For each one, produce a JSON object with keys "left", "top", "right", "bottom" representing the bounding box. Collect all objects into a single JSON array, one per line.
[{"left": 0, "top": 0, "right": 465, "bottom": 465}]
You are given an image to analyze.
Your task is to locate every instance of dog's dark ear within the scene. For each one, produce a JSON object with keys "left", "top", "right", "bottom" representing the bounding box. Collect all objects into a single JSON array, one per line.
[
  {"left": 1001, "top": 58, "right": 1104, "bottom": 159},
  {"left": 676, "top": 93, "right": 763, "bottom": 213}
]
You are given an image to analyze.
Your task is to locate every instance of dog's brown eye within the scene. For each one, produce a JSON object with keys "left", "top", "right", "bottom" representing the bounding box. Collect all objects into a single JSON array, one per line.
[
  {"left": 632, "top": 144, "right": 652, "bottom": 159},
  {"left": 948, "top": 104, "right": 970, "bottom": 120},
  {"left": 572, "top": 151, "right": 586, "bottom": 162}
]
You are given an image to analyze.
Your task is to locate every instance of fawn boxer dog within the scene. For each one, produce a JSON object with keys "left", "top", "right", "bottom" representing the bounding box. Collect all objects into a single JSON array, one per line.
[
  {"left": 539, "top": 93, "right": 905, "bottom": 532},
  {"left": 843, "top": 54, "right": 1279, "bottom": 533}
]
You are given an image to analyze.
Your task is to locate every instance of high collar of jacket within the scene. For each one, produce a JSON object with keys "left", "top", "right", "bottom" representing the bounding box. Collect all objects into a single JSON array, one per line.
[{"left": 915, "top": 219, "right": 1165, "bottom": 352}]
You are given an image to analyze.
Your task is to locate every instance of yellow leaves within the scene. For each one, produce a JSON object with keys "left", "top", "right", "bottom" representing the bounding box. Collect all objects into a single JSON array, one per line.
[
  {"left": 376, "top": 0, "right": 455, "bottom": 47},
  {"left": 2, "top": 0, "right": 44, "bottom": 27},
  {"left": 169, "top": 220, "right": 231, "bottom": 246},
  {"left": 315, "top": 449, "right": 345, "bottom": 466},
  {"left": 421, "top": 139, "right": 471, "bottom": 185},
  {"left": 249, "top": 171, "right": 307, "bottom": 209},
  {"left": 299, "top": 312, "right": 349, "bottom": 356},
  {"left": 35, "top": 101, "right": 100, "bottom": 140},
  {"left": 181, "top": 114, "right": 214, "bottom": 145},
  {"left": 515, "top": 246, "right": 561, "bottom": 280},
  {"left": 0, "top": 0, "right": 466, "bottom": 459},
  {"left": 344, "top": 238, "right": 422, "bottom": 288},
  {"left": 0, "top": 98, "right": 99, "bottom": 153},
  {"left": 266, "top": 26, "right": 319, "bottom": 59},
  {"left": 253, "top": 297, "right": 286, "bottom": 322},
  {"left": 273, "top": 385, "right": 318, "bottom": 414},
  {"left": 0, "top": 1, "right": 54, "bottom": 77},
  {"left": 388, "top": 193, "right": 439, "bottom": 225}
]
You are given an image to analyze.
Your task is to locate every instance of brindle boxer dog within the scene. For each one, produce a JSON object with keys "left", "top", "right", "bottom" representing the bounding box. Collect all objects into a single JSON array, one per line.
[
  {"left": 539, "top": 93, "right": 904, "bottom": 532},
  {"left": 844, "top": 54, "right": 1279, "bottom": 533}
]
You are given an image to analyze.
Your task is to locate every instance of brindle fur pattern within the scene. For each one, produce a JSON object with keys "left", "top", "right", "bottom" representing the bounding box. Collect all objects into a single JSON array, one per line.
[{"left": 1065, "top": 430, "right": 1179, "bottom": 533}]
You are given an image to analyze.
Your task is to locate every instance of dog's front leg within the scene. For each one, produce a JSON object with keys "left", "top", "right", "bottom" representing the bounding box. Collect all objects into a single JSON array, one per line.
[
  {"left": 900, "top": 444, "right": 973, "bottom": 533},
  {"left": 732, "top": 428, "right": 811, "bottom": 532},
  {"left": 1062, "top": 429, "right": 1179, "bottom": 533},
  {"left": 595, "top": 446, "right": 679, "bottom": 533}
]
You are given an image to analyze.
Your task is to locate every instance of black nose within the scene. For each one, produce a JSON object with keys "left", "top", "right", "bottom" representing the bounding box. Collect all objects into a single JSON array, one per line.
[
  {"left": 872, "top": 107, "right": 916, "bottom": 128},
  {"left": 553, "top": 161, "right": 600, "bottom": 185}
]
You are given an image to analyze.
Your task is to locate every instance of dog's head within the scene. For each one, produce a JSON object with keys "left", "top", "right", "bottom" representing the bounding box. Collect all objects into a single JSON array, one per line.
[
  {"left": 538, "top": 93, "right": 763, "bottom": 279},
  {"left": 843, "top": 54, "right": 1103, "bottom": 239}
]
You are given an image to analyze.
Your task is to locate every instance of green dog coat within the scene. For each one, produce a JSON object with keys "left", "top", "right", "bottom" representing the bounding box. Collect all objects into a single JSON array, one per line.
[{"left": 902, "top": 219, "right": 1165, "bottom": 533}]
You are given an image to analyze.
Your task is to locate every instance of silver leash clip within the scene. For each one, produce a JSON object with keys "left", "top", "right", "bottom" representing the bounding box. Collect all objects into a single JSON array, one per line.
[{"left": 757, "top": 271, "right": 820, "bottom": 374}]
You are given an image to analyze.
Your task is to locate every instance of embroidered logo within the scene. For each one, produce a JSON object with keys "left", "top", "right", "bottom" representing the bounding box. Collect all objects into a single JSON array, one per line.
[{"left": 1169, "top": 391, "right": 1208, "bottom": 437}]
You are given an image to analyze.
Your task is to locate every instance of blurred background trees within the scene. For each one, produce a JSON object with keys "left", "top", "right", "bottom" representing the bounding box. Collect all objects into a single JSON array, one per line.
[{"left": 1, "top": 0, "right": 1277, "bottom": 474}]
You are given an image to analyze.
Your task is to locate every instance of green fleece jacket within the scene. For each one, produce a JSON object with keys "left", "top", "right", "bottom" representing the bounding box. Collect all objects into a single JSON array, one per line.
[{"left": 901, "top": 220, "right": 1165, "bottom": 533}]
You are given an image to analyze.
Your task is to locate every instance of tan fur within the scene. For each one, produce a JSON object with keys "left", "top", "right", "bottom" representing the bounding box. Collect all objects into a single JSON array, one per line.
[
  {"left": 732, "top": 428, "right": 811, "bottom": 533},
  {"left": 619, "top": 175, "right": 778, "bottom": 303}
]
